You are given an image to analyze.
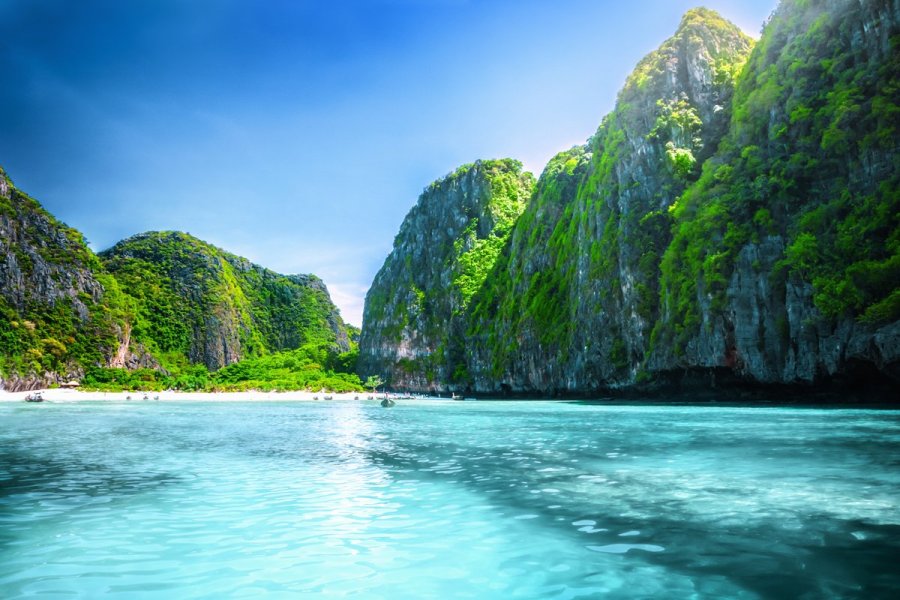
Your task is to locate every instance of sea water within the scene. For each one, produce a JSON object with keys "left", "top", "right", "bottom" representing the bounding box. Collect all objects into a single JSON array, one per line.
[{"left": 1, "top": 400, "right": 898, "bottom": 599}]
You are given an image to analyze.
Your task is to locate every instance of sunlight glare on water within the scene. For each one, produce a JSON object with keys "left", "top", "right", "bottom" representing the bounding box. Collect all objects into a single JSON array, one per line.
[{"left": 1, "top": 400, "right": 898, "bottom": 598}]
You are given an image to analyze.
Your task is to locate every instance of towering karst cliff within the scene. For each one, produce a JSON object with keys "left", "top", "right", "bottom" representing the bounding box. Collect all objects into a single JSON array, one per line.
[
  {"left": 0, "top": 167, "right": 133, "bottom": 389},
  {"left": 101, "top": 231, "right": 350, "bottom": 371},
  {"left": 360, "top": 1, "right": 900, "bottom": 396},
  {"left": 467, "top": 8, "right": 755, "bottom": 391},
  {"left": 357, "top": 159, "right": 535, "bottom": 389},
  {"left": 648, "top": 0, "right": 900, "bottom": 387}
]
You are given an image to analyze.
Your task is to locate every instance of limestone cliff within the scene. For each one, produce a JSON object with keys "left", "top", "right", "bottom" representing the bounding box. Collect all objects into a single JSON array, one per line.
[
  {"left": 357, "top": 159, "right": 534, "bottom": 389},
  {"left": 101, "top": 231, "right": 350, "bottom": 371},
  {"left": 650, "top": 0, "right": 900, "bottom": 390},
  {"left": 360, "top": 1, "right": 900, "bottom": 398},
  {"left": 467, "top": 8, "right": 754, "bottom": 393},
  {"left": 0, "top": 166, "right": 133, "bottom": 389},
  {"left": 0, "top": 169, "right": 351, "bottom": 387}
]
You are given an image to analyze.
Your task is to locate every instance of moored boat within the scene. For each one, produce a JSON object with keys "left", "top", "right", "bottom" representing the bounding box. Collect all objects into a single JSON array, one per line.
[{"left": 24, "top": 391, "right": 44, "bottom": 402}]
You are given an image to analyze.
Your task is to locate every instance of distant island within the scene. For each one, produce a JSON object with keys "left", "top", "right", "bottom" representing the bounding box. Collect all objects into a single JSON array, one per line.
[{"left": 1, "top": 0, "right": 898, "bottom": 400}]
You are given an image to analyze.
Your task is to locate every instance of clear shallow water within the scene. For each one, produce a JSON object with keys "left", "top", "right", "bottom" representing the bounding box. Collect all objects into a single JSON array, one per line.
[{"left": 1, "top": 400, "right": 898, "bottom": 599}]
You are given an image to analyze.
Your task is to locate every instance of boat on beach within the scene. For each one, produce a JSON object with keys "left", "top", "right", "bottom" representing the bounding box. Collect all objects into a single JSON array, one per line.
[{"left": 24, "top": 391, "right": 44, "bottom": 402}]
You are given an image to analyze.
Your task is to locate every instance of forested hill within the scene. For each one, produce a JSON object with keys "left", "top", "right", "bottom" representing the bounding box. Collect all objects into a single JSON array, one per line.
[
  {"left": 100, "top": 231, "right": 350, "bottom": 372},
  {"left": 0, "top": 170, "right": 352, "bottom": 390},
  {"left": 359, "top": 1, "right": 900, "bottom": 398},
  {"left": 0, "top": 166, "right": 132, "bottom": 390}
]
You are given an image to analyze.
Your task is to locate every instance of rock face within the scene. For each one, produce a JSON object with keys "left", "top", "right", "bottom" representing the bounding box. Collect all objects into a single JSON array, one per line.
[
  {"left": 357, "top": 160, "right": 534, "bottom": 390},
  {"left": 467, "top": 8, "right": 755, "bottom": 393},
  {"left": 360, "top": 2, "right": 900, "bottom": 397},
  {"left": 101, "top": 231, "right": 350, "bottom": 371},
  {"left": 648, "top": 0, "right": 900, "bottom": 392},
  {"left": 0, "top": 166, "right": 129, "bottom": 389},
  {"left": 1, "top": 170, "right": 351, "bottom": 387}
]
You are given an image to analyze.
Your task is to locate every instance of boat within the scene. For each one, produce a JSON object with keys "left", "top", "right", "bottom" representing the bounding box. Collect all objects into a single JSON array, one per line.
[
  {"left": 451, "top": 393, "right": 463, "bottom": 400},
  {"left": 24, "top": 391, "right": 44, "bottom": 403},
  {"left": 380, "top": 398, "right": 396, "bottom": 407}
]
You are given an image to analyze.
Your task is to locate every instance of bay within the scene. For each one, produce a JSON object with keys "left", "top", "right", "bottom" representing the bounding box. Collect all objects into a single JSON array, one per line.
[{"left": 1, "top": 400, "right": 898, "bottom": 598}]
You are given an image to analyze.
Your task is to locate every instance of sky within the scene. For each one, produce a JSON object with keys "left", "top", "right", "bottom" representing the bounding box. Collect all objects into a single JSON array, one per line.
[{"left": 0, "top": 0, "right": 777, "bottom": 326}]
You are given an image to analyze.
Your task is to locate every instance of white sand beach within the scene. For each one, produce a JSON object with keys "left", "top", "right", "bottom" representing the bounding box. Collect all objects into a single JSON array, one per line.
[{"left": 0, "top": 388, "right": 373, "bottom": 403}]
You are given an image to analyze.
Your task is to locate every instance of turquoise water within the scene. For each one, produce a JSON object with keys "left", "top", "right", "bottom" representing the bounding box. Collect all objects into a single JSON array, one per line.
[{"left": 1, "top": 400, "right": 898, "bottom": 599}]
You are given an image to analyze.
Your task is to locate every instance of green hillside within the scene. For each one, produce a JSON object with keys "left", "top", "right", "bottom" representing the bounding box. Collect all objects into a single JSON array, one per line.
[{"left": 359, "top": 1, "right": 900, "bottom": 397}]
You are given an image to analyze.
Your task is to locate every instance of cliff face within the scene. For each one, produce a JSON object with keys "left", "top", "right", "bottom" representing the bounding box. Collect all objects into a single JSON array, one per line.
[
  {"left": 650, "top": 0, "right": 900, "bottom": 389},
  {"left": 467, "top": 9, "right": 754, "bottom": 392},
  {"left": 0, "top": 172, "right": 351, "bottom": 387},
  {"left": 360, "top": 1, "right": 900, "bottom": 396},
  {"left": 0, "top": 167, "right": 131, "bottom": 389},
  {"left": 357, "top": 159, "right": 535, "bottom": 389},
  {"left": 101, "top": 231, "right": 350, "bottom": 371}
]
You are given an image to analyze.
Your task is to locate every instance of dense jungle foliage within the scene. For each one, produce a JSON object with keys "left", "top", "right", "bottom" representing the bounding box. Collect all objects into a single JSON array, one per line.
[{"left": 1, "top": 172, "right": 356, "bottom": 391}]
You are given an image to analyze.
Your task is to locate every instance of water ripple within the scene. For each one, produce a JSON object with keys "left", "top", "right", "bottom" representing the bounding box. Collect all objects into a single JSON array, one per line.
[{"left": 1, "top": 400, "right": 898, "bottom": 598}]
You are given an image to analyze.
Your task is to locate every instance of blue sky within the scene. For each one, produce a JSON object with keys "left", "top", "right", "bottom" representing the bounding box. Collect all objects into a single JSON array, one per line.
[{"left": 0, "top": 0, "right": 777, "bottom": 326}]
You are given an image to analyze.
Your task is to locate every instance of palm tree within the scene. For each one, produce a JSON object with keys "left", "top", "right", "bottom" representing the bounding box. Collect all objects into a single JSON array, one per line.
[{"left": 364, "top": 375, "right": 384, "bottom": 394}]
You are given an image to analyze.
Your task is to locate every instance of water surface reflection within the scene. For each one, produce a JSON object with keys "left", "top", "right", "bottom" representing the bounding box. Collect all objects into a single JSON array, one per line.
[{"left": 0, "top": 400, "right": 897, "bottom": 598}]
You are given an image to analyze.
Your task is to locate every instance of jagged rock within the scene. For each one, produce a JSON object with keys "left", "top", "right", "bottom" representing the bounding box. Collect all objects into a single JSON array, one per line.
[
  {"left": 0, "top": 166, "right": 130, "bottom": 386},
  {"left": 464, "top": 8, "right": 756, "bottom": 393},
  {"left": 650, "top": 0, "right": 900, "bottom": 392},
  {"left": 1, "top": 168, "right": 350, "bottom": 386},
  {"left": 358, "top": 159, "right": 534, "bottom": 390},
  {"left": 359, "top": 2, "right": 900, "bottom": 399}
]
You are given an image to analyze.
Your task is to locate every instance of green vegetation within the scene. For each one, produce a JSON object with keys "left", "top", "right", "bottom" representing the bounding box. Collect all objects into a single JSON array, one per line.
[
  {"left": 1, "top": 169, "right": 352, "bottom": 390},
  {"left": 649, "top": 98, "right": 704, "bottom": 180},
  {"left": 0, "top": 169, "right": 132, "bottom": 380},
  {"left": 656, "top": 0, "right": 900, "bottom": 356},
  {"left": 359, "top": 158, "right": 534, "bottom": 386},
  {"left": 207, "top": 344, "right": 362, "bottom": 392},
  {"left": 451, "top": 160, "right": 532, "bottom": 309},
  {"left": 81, "top": 343, "right": 363, "bottom": 392},
  {"left": 100, "top": 231, "right": 350, "bottom": 372},
  {"left": 364, "top": 375, "right": 383, "bottom": 393}
]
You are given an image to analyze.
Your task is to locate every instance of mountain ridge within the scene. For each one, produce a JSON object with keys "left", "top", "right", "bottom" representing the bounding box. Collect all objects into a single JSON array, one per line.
[
  {"left": 0, "top": 175, "right": 351, "bottom": 389},
  {"left": 358, "top": 0, "right": 900, "bottom": 399},
  {"left": 100, "top": 230, "right": 350, "bottom": 372}
]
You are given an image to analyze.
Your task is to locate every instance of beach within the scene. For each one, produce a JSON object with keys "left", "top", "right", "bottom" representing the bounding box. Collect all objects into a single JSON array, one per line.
[{"left": 0, "top": 388, "right": 369, "bottom": 403}]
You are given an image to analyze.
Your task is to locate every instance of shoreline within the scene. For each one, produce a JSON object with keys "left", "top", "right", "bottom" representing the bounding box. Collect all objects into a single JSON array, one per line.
[
  {"left": 0, "top": 388, "right": 375, "bottom": 403},
  {"left": 2, "top": 385, "right": 896, "bottom": 406}
]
